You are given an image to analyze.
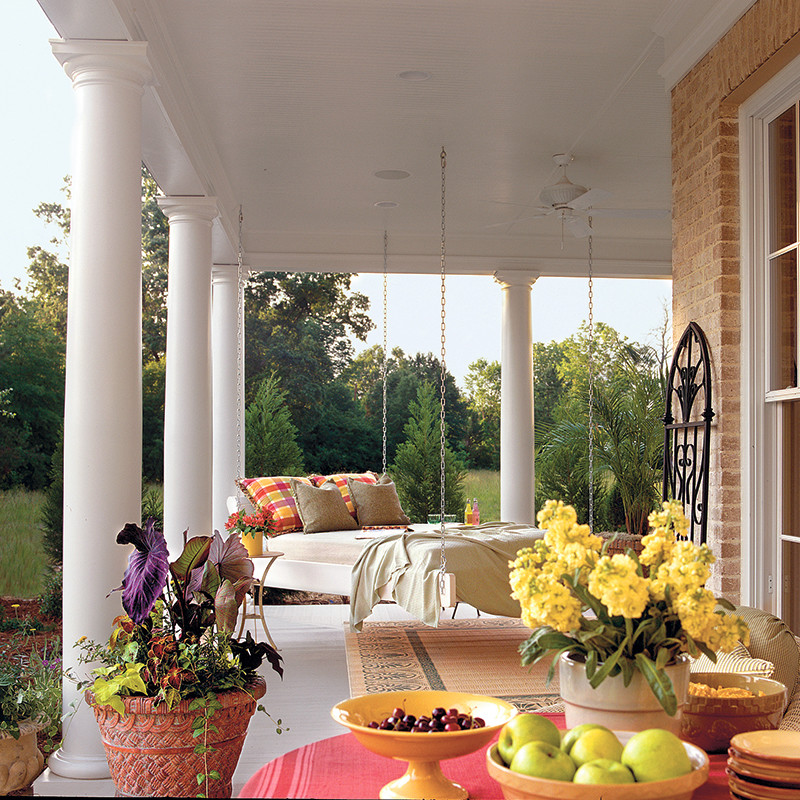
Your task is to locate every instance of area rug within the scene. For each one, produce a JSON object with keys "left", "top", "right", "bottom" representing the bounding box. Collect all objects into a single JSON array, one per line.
[{"left": 343, "top": 617, "right": 562, "bottom": 712}]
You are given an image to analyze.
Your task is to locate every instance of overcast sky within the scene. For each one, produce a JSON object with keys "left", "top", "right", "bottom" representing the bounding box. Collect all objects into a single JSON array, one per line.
[{"left": 3, "top": 3, "right": 672, "bottom": 387}]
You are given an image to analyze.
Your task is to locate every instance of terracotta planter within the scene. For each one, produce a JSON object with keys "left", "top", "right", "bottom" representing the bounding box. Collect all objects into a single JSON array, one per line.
[
  {"left": 558, "top": 652, "right": 690, "bottom": 734},
  {"left": 0, "top": 719, "right": 45, "bottom": 796},
  {"left": 87, "top": 676, "right": 266, "bottom": 798}
]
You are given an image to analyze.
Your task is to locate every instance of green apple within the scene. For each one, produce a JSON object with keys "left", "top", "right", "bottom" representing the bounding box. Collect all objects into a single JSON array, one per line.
[
  {"left": 621, "top": 728, "right": 692, "bottom": 783},
  {"left": 570, "top": 728, "right": 624, "bottom": 768},
  {"left": 510, "top": 741, "right": 577, "bottom": 782},
  {"left": 497, "top": 713, "right": 562, "bottom": 765},
  {"left": 573, "top": 758, "right": 636, "bottom": 784},
  {"left": 561, "top": 723, "right": 610, "bottom": 754}
]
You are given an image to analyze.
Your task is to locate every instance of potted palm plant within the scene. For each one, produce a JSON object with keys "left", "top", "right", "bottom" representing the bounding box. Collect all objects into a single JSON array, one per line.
[{"left": 78, "top": 519, "right": 283, "bottom": 798}]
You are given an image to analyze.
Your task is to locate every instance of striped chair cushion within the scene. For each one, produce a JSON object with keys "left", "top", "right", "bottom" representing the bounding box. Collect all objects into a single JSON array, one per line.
[
  {"left": 237, "top": 476, "right": 312, "bottom": 534},
  {"left": 690, "top": 641, "right": 775, "bottom": 678},
  {"left": 310, "top": 472, "right": 378, "bottom": 517}
]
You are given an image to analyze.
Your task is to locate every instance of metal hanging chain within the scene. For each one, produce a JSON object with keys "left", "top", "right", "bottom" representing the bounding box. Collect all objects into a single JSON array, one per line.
[
  {"left": 235, "top": 205, "right": 245, "bottom": 497},
  {"left": 439, "top": 147, "right": 448, "bottom": 582},
  {"left": 381, "top": 230, "right": 388, "bottom": 476},
  {"left": 587, "top": 215, "right": 594, "bottom": 534}
]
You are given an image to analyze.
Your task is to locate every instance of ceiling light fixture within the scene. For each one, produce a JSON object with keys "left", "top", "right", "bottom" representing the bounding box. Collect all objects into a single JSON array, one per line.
[
  {"left": 397, "top": 70, "right": 431, "bottom": 82},
  {"left": 374, "top": 169, "right": 410, "bottom": 180},
  {"left": 374, "top": 201, "right": 399, "bottom": 208}
]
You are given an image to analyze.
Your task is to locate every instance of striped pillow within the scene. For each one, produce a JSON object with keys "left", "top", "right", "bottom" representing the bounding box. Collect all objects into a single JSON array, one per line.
[
  {"left": 237, "top": 476, "right": 312, "bottom": 534},
  {"left": 690, "top": 641, "right": 775, "bottom": 678},
  {"left": 311, "top": 472, "right": 378, "bottom": 517}
]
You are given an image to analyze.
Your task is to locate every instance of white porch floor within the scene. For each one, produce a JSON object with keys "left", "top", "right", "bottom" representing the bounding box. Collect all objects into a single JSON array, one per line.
[{"left": 34, "top": 601, "right": 483, "bottom": 797}]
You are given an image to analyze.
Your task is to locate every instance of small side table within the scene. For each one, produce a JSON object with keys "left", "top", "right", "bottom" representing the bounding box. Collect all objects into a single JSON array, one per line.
[{"left": 237, "top": 550, "right": 283, "bottom": 650}]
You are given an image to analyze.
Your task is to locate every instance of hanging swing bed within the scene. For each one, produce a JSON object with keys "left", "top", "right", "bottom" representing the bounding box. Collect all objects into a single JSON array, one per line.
[{"left": 232, "top": 150, "right": 544, "bottom": 629}]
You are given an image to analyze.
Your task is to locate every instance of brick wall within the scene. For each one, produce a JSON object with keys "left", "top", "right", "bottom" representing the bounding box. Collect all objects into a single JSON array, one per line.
[{"left": 671, "top": 0, "right": 800, "bottom": 598}]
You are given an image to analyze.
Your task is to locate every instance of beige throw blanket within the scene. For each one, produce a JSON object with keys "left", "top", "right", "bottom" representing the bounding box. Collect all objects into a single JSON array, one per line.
[{"left": 349, "top": 523, "right": 544, "bottom": 630}]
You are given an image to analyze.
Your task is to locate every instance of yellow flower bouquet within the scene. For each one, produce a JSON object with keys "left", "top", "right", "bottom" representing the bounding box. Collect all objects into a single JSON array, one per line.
[{"left": 511, "top": 499, "right": 749, "bottom": 715}]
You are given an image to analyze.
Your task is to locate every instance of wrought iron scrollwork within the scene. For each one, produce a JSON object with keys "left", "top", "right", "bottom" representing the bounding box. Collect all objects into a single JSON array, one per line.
[{"left": 662, "top": 322, "right": 714, "bottom": 545}]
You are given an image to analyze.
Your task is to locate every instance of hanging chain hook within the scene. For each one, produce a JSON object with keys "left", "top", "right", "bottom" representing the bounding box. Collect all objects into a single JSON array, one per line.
[
  {"left": 587, "top": 214, "right": 594, "bottom": 534},
  {"left": 382, "top": 230, "right": 388, "bottom": 476},
  {"left": 439, "top": 147, "right": 448, "bottom": 593}
]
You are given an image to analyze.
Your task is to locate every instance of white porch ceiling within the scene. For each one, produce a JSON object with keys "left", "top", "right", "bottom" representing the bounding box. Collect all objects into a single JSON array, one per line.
[{"left": 36, "top": 0, "right": 753, "bottom": 278}]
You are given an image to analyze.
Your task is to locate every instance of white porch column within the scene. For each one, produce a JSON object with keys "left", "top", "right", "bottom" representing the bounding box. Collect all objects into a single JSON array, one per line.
[
  {"left": 159, "top": 198, "right": 218, "bottom": 555},
  {"left": 212, "top": 263, "right": 245, "bottom": 531},
  {"left": 495, "top": 272, "right": 538, "bottom": 524},
  {"left": 48, "top": 40, "right": 151, "bottom": 780}
]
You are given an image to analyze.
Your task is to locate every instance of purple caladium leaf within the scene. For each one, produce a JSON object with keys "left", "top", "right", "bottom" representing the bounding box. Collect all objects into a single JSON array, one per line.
[
  {"left": 209, "top": 530, "right": 254, "bottom": 585},
  {"left": 115, "top": 519, "right": 170, "bottom": 624}
]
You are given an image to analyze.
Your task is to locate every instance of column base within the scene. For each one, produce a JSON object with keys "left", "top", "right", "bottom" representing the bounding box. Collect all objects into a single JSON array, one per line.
[{"left": 47, "top": 747, "right": 110, "bottom": 779}]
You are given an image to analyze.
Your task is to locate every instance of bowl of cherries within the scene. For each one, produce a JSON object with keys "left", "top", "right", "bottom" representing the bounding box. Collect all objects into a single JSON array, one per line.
[{"left": 331, "top": 689, "right": 518, "bottom": 799}]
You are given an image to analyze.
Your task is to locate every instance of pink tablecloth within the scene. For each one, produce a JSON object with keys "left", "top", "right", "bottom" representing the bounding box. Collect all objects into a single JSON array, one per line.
[{"left": 239, "top": 714, "right": 731, "bottom": 799}]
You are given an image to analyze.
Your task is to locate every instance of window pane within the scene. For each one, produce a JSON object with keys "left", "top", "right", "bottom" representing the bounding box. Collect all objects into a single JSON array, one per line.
[
  {"left": 768, "top": 250, "right": 798, "bottom": 390},
  {"left": 768, "top": 106, "right": 797, "bottom": 253},
  {"left": 780, "top": 403, "right": 799, "bottom": 635}
]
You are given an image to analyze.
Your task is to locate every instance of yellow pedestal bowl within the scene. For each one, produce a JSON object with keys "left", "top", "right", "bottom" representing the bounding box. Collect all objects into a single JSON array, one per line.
[{"left": 331, "top": 689, "right": 518, "bottom": 800}]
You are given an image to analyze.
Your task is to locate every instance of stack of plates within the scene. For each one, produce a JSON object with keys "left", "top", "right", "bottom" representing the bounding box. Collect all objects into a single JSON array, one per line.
[{"left": 728, "top": 730, "right": 800, "bottom": 799}]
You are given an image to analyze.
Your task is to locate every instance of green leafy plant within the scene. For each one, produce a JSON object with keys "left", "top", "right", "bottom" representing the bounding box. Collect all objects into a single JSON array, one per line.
[
  {"left": 77, "top": 519, "right": 285, "bottom": 794},
  {"left": 225, "top": 507, "right": 276, "bottom": 540},
  {"left": 511, "top": 499, "right": 749, "bottom": 715},
  {"left": 0, "top": 639, "right": 62, "bottom": 751}
]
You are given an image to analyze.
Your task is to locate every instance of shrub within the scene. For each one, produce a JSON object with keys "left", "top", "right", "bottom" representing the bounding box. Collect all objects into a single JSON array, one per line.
[{"left": 38, "top": 567, "right": 62, "bottom": 620}]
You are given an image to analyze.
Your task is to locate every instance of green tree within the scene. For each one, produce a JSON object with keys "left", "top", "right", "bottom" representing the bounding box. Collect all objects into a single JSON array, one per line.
[
  {"left": 142, "top": 360, "right": 166, "bottom": 482},
  {"left": 391, "top": 383, "right": 466, "bottom": 523},
  {"left": 24, "top": 177, "right": 71, "bottom": 338},
  {"left": 244, "top": 271, "right": 374, "bottom": 456},
  {"left": 300, "top": 381, "right": 381, "bottom": 474},
  {"left": 532, "top": 340, "right": 567, "bottom": 447},
  {"left": 537, "top": 346, "right": 664, "bottom": 534},
  {"left": 245, "top": 373, "right": 305, "bottom": 477},
  {"left": 463, "top": 358, "right": 500, "bottom": 468},
  {"left": 0, "top": 305, "right": 65, "bottom": 488},
  {"left": 141, "top": 167, "right": 169, "bottom": 363}
]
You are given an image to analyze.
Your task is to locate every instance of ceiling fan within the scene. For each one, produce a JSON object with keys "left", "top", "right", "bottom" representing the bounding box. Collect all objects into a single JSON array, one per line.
[{"left": 487, "top": 153, "right": 668, "bottom": 238}]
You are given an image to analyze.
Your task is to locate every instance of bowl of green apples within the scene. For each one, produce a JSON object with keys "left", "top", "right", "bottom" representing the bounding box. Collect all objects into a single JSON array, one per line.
[{"left": 486, "top": 716, "right": 709, "bottom": 800}]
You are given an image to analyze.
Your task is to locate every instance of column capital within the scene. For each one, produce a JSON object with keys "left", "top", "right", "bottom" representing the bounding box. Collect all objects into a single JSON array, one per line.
[
  {"left": 212, "top": 263, "right": 249, "bottom": 284},
  {"left": 158, "top": 196, "right": 219, "bottom": 224},
  {"left": 51, "top": 39, "right": 152, "bottom": 90},
  {"left": 493, "top": 271, "right": 540, "bottom": 289}
]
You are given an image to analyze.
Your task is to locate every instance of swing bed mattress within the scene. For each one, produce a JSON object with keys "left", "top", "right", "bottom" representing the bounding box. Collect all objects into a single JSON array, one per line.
[{"left": 250, "top": 523, "right": 544, "bottom": 627}]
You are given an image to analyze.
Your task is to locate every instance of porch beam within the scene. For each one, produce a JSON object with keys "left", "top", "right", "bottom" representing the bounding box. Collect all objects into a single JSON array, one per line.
[
  {"left": 495, "top": 272, "right": 538, "bottom": 525},
  {"left": 48, "top": 39, "right": 152, "bottom": 780},
  {"left": 159, "top": 197, "right": 218, "bottom": 555}
]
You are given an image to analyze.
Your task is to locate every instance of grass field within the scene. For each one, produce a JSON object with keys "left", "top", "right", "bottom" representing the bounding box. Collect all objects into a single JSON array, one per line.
[
  {"left": 462, "top": 469, "right": 500, "bottom": 522},
  {"left": 0, "top": 489, "right": 46, "bottom": 598}
]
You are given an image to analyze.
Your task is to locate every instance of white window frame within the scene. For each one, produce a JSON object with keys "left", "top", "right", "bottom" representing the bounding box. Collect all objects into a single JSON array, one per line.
[{"left": 740, "top": 54, "right": 800, "bottom": 613}]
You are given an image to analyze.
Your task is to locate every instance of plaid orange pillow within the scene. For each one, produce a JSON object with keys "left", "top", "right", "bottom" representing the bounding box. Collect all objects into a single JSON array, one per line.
[
  {"left": 237, "top": 476, "right": 312, "bottom": 534},
  {"left": 310, "top": 472, "right": 378, "bottom": 517}
]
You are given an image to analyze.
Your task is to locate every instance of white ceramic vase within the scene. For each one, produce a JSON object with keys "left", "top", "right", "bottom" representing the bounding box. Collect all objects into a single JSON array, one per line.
[{"left": 558, "top": 652, "right": 691, "bottom": 734}]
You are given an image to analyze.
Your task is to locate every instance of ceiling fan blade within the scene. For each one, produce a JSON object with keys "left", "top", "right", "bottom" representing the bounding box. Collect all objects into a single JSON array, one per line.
[
  {"left": 564, "top": 215, "right": 592, "bottom": 238},
  {"left": 588, "top": 207, "right": 670, "bottom": 219},
  {"left": 483, "top": 207, "right": 554, "bottom": 228},
  {"left": 568, "top": 187, "right": 611, "bottom": 210}
]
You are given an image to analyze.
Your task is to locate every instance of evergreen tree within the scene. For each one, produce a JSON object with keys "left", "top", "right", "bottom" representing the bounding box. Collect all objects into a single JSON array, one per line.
[
  {"left": 391, "top": 383, "right": 465, "bottom": 523},
  {"left": 245, "top": 373, "right": 305, "bottom": 477},
  {"left": 40, "top": 428, "right": 64, "bottom": 564}
]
